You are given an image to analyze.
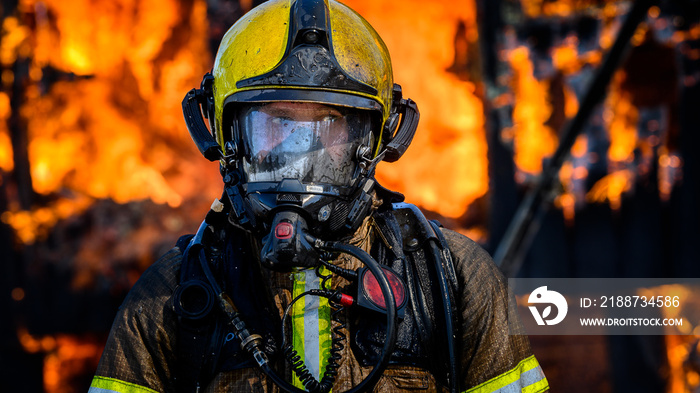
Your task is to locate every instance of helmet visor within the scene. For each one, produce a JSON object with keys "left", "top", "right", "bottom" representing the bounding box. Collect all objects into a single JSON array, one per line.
[{"left": 239, "top": 102, "right": 373, "bottom": 186}]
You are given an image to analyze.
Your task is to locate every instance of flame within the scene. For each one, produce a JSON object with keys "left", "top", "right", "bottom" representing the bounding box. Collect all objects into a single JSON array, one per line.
[
  {"left": 0, "top": 91, "right": 12, "bottom": 173},
  {"left": 1, "top": 16, "right": 30, "bottom": 66},
  {"left": 555, "top": 135, "right": 588, "bottom": 224},
  {"left": 25, "top": 0, "right": 213, "bottom": 202},
  {"left": 344, "top": 0, "right": 488, "bottom": 218},
  {"left": 586, "top": 169, "right": 633, "bottom": 210},
  {"left": 605, "top": 75, "right": 639, "bottom": 163},
  {"left": 1, "top": 0, "right": 491, "bottom": 240},
  {"left": 552, "top": 43, "right": 581, "bottom": 81},
  {"left": 3, "top": 0, "right": 220, "bottom": 243},
  {"left": 1, "top": 195, "right": 93, "bottom": 243},
  {"left": 509, "top": 37, "right": 594, "bottom": 222},
  {"left": 666, "top": 334, "right": 692, "bottom": 393},
  {"left": 579, "top": 71, "right": 639, "bottom": 209},
  {"left": 508, "top": 46, "right": 558, "bottom": 175},
  {"left": 18, "top": 326, "right": 103, "bottom": 393},
  {"left": 507, "top": 2, "right": 662, "bottom": 218},
  {"left": 519, "top": 0, "right": 629, "bottom": 19},
  {"left": 636, "top": 284, "right": 700, "bottom": 393},
  {"left": 0, "top": 15, "right": 28, "bottom": 174},
  {"left": 659, "top": 148, "right": 683, "bottom": 202},
  {"left": 25, "top": 81, "right": 186, "bottom": 206}
]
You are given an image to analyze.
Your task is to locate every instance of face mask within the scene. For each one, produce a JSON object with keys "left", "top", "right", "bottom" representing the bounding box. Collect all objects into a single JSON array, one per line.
[{"left": 226, "top": 102, "right": 378, "bottom": 271}]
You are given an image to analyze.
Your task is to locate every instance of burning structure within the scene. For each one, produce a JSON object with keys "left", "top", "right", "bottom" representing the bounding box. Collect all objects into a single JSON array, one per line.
[{"left": 0, "top": 0, "right": 698, "bottom": 392}]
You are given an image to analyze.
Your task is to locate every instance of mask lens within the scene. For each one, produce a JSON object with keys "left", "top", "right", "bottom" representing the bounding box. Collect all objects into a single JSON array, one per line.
[{"left": 239, "top": 102, "right": 372, "bottom": 186}]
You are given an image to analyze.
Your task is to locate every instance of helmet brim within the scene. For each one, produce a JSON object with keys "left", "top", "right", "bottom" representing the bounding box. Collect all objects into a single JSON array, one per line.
[{"left": 224, "top": 89, "right": 383, "bottom": 113}]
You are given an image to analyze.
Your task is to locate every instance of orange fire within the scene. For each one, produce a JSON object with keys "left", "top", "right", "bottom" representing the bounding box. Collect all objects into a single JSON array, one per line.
[
  {"left": 1, "top": 0, "right": 220, "bottom": 244},
  {"left": 18, "top": 326, "right": 104, "bottom": 393},
  {"left": 0, "top": 94, "right": 12, "bottom": 173},
  {"left": 1, "top": 1, "right": 492, "bottom": 389},
  {"left": 1, "top": 0, "right": 491, "bottom": 246},
  {"left": 1, "top": 1, "right": 697, "bottom": 392},
  {"left": 659, "top": 147, "right": 683, "bottom": 202},
  {"left": 605, "top": 74, "right": 640, "bottom": 164},
  {"left": 501, "top": 2, "right": 679, "bottom": 220},
  {"left": 507, "top": 46, "right": 559, "bottom": 175},
  {"left": 585, "top": 75, "right": 637, "bottom": 211},
  {"left": 501, "top": 31, "right": 599, "bottom": 186},
  {"left": 555, "top": 135, "right": 588, "bottom": 224},
  {"left": 520, "top": 0, "right": 628, "bottom": 19},
  {"left": 344, "top": 0, "right": 489, "bottom": 219},
  {"left": 666, "top": 334, "right": 700, "bottom": 393},
  {"left": 0, "top": 1, "right": 683, "bottom": 238},
  {"left": 637, "top": 284, "right": 700, "bottom": 393}
]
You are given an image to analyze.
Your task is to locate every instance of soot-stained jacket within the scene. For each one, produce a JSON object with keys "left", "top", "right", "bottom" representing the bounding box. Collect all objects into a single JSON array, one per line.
[{"left": 88, "top": 207, "right": 549, "bottom": 393}]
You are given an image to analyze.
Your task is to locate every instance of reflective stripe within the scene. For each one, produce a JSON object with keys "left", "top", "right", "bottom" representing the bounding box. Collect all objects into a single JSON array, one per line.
[
  {"left": 88, "top": 388, "right": 115, "bottom": 393},
  {"left": 292, "top": 271, "right": 307, "bottom": 390},
  {"left": 463, "top": 355, "right": 548, "bottom": 393},
  {"left": 491, "top": 366, "right": 547, "bottom": 393},
  {"left": 88, "top": 376, "right": 158, "bottom": 393},
  {"left": 292, "top": 269, "right": 332, "bottom": 389},
  {"left": 304, "top": 269, "right": 321, "bottom": 379},
  {"left": 522, "top": 374, "right": 549, "bottom": 393}
]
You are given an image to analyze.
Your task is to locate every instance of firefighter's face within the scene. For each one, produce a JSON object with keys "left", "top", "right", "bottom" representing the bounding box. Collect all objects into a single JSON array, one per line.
[{"left": 252, "top": 102, "right": 350, "bottom": 161}]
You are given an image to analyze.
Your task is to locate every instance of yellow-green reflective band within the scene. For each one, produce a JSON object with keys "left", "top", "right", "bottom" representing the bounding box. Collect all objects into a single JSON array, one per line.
[
  {"left": 292, "top": 271, "right": 307, "bottom": 390},
  {"left": 463, "top": 355, "right": 549, "bottom": 393},
  {"left": 522, "top": 377, "right": 549, "bottom": 393},
  {"left": 88, "top": 376, "right": 158, "bottom": 393},
  {"left": 291, "top": 268, "right": 332, "bottom": 389}
]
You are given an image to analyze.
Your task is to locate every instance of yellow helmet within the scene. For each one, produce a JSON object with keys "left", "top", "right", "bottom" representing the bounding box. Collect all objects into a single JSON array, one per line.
[
  {"left": 182, "top": 0, "right": 419, "bottom": 240},
  {"left": 184, "top": 0, "right": 418, "bottom": 164}
]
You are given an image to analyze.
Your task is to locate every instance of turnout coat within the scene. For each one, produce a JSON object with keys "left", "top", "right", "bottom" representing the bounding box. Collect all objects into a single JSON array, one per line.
[{"left": 89, "top": 202, "right": 548, "bottom": 393}]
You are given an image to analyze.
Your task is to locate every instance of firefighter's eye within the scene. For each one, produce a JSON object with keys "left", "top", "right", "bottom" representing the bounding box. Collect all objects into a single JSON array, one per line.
[{"left": 270, "top": 116, "right": 292, "bottom": 125}]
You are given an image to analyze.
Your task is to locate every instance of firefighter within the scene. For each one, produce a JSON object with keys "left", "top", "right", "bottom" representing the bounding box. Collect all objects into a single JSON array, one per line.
[{"left": 89, "top": 0, "right": 549, "bottom": 392}]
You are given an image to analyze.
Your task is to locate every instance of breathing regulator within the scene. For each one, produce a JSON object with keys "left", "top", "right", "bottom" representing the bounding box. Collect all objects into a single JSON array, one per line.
[{"left": 180, "top": 0, "right": 420, "bottom": 391}]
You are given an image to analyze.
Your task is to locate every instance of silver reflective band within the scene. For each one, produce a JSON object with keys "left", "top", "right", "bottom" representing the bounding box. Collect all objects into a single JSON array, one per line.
[
  {"left": 491, "top": 365, "right": 547, "bottom": 393},
  {"left": 304, "top": 269, "right": 322, "bottom": 379},
  {"left": 88, "top": 388, "right": 119, "bottom": 393}
]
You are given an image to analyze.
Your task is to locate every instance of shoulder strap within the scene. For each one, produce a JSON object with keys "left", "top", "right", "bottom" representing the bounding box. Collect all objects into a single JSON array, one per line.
[
  {"left": 172, "top": 235, "right": 225, "bottom": 393},
  {"left": 373, "top": 207, "right": 435, "bottom": 352},
  {"left": 427, "top": 220, "right": 459, "bottom": 303},
  {"left": 387, "top": 203, "right": 460, "bottom": 393},
  {"left": 172, "top": 225, "right": 283, "bottom": 391},
  {"left": 425, "top": 220, "right": 459, "bottom": 393}
]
